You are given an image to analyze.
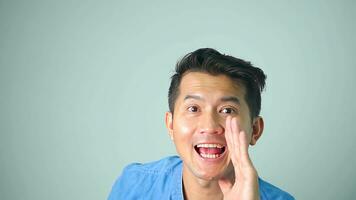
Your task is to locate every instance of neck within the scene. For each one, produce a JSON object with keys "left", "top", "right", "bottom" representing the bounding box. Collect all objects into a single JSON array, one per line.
[{"left": 182, "top": 165, "right": 234, "bottom": 200}]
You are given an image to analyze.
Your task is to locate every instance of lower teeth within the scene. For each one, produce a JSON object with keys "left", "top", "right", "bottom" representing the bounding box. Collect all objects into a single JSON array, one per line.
[{"left": 200, "top": 153, "right": 221, "bottom": 158}]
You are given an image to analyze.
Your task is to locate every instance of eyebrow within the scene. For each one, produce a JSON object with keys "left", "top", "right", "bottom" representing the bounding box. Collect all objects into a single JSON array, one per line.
[
  {"left": 184, "top": 94, "right": 203, "bottom": 101},
  {"left": 184, "top": 95, "right": 240, "bottom": 105},
  {"left": 220, "top": 96, "right": 240, "bottom": 105}
]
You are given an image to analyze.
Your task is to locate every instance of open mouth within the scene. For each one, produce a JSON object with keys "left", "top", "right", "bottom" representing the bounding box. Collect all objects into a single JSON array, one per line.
[{"left": 194, "top": 143, "right": 226, "bottom": 159}]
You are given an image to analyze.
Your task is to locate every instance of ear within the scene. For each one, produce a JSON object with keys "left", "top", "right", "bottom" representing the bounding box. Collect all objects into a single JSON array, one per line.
[
  {"left": 165, "top": 112, "right": 174, "bottom": 140},
  {"left": 250, "top": 116, "right": 264, "bottom": 145}
]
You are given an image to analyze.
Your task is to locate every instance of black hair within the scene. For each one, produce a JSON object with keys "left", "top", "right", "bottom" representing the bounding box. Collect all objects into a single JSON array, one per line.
[{"left": 168, "top": 48, "right": 266, "bottom": 118}]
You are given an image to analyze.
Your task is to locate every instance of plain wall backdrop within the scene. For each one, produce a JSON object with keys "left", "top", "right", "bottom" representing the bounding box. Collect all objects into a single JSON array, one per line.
[{"left": 1, "top": 0, "right": 355, "bottom": 199}]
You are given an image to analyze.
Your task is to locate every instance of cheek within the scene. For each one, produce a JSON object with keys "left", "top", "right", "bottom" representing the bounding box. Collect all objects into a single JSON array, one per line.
[
  {"left": 172, "top": 117, "right": 199, "bottom": 146},
  {"left": 241, "top": 122, "right": 254, "bottom": 140},
  {"left": 174, "top": 117, "right": 197, "bottom": 136},
  {"left": 236, "top": 116, "right": 252, "bottom": 133}
]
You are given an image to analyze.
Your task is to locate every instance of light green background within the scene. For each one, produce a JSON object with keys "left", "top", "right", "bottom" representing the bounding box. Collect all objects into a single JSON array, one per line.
[{"left": 1, "top": 1, "right": 355, "bottom": 199}]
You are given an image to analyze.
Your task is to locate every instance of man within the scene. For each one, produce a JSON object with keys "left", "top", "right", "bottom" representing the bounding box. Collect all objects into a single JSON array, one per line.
[{"left": 108, "top": 48, "right": 294, "bottom": 199}]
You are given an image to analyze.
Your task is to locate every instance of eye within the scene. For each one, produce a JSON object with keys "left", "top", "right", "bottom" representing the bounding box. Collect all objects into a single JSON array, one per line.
[
  {"left": 220, "top": 107, "right": 237, "bottom": 114},
  {"left": 187, "top": 106, "right": 199, "bottom": 112}
]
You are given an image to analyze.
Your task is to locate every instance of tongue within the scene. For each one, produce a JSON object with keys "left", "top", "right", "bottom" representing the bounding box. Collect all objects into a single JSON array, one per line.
[{"left": 198, "top": 147, "right": 223, "bottom": 154}]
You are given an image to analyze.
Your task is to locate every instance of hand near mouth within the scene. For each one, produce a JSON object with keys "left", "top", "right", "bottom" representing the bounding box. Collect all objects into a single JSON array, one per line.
[{"left": 218, "top": 116, "right": 260, "bottom": 200}]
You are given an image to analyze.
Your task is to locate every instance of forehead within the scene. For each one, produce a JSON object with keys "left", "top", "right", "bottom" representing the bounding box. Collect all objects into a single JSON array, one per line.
[{"left": 179, "top": 72, "right": 246, "bottom": 98}]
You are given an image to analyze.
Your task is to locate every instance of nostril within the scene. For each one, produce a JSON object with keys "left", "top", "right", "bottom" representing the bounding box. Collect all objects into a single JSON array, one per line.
[{"left": 199, "top": 127, "right": 224, "bottom": 135}]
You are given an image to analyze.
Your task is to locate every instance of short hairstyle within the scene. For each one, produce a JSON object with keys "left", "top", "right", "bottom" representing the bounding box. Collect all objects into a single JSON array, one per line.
[{"left": 168, "top": 48, "right": 266, "bottom": 119}]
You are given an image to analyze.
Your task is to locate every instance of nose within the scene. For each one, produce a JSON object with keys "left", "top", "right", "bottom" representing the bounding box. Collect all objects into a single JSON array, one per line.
[{"left": 198, "top": 112, "right": 224, "bottom": 135}]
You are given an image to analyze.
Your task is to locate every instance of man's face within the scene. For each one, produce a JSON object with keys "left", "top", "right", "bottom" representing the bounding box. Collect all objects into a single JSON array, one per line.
[{"left": 166, "top": 72, "right": 261, "bottom": 181}]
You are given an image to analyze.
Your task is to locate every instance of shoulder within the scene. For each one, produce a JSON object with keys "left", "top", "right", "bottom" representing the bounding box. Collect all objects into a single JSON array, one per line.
[
  {"left": 259, "top": 177, "right": 295, "bottom": 200},
  {"left": 123, "top": 155, "right": 182, "bottom": 174},
  {"left": 108, "top": 156, "right": 182, "bottom": 200}
]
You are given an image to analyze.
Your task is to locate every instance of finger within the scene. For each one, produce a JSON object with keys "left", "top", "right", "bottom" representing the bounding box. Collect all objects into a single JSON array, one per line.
[
  {"left": 226, "top": 116, "right": 238, "bottom": 165},
  {"left": 239, "top": 130, "right": 254, "bottom": 168},
  {"left": 218, "top": 178, "right": 233, "bottom": 195},
  {"left": 231, "top": 117, "right": 241, "bottom": 167},
  {"left": 225, "top": 116, "right": 233, "bottom": 157},
  {"left": 225, "top": 116, "right": 237, "bottom": 166},
  {"left": 231, "top": 117, "right": 240, "bottom": 148}
]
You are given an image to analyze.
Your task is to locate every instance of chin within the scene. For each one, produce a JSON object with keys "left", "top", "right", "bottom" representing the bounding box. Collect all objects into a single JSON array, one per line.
[
  {"left": 198, "top": 173, "right": 222, "bottom": 181},
  {"left": 193, "top": 166, "right": 228, "bottom": 181}
]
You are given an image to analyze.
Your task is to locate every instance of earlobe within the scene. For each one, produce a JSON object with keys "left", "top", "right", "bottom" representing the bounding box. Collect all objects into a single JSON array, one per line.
[
  {"left": 250, "top": 116, "right": 264, "bottom": 145},
  {"left": 165, "top": 112, "right": 174, "bottom": 140}
]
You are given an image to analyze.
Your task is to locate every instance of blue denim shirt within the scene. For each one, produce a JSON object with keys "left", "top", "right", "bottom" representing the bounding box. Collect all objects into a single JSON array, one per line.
[{"left": 108, "top": 156, "right": 294, "bottom": 200}]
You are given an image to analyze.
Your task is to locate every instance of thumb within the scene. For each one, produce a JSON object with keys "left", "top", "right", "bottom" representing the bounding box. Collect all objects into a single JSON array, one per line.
[{"left": 218, "top": 178, "right": 233, "bottom": 195}]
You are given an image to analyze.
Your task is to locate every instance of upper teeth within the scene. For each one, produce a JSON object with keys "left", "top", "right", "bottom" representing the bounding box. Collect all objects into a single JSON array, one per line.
[{"left": 196, "top": 144, "right": 224, "bottom": 148}]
